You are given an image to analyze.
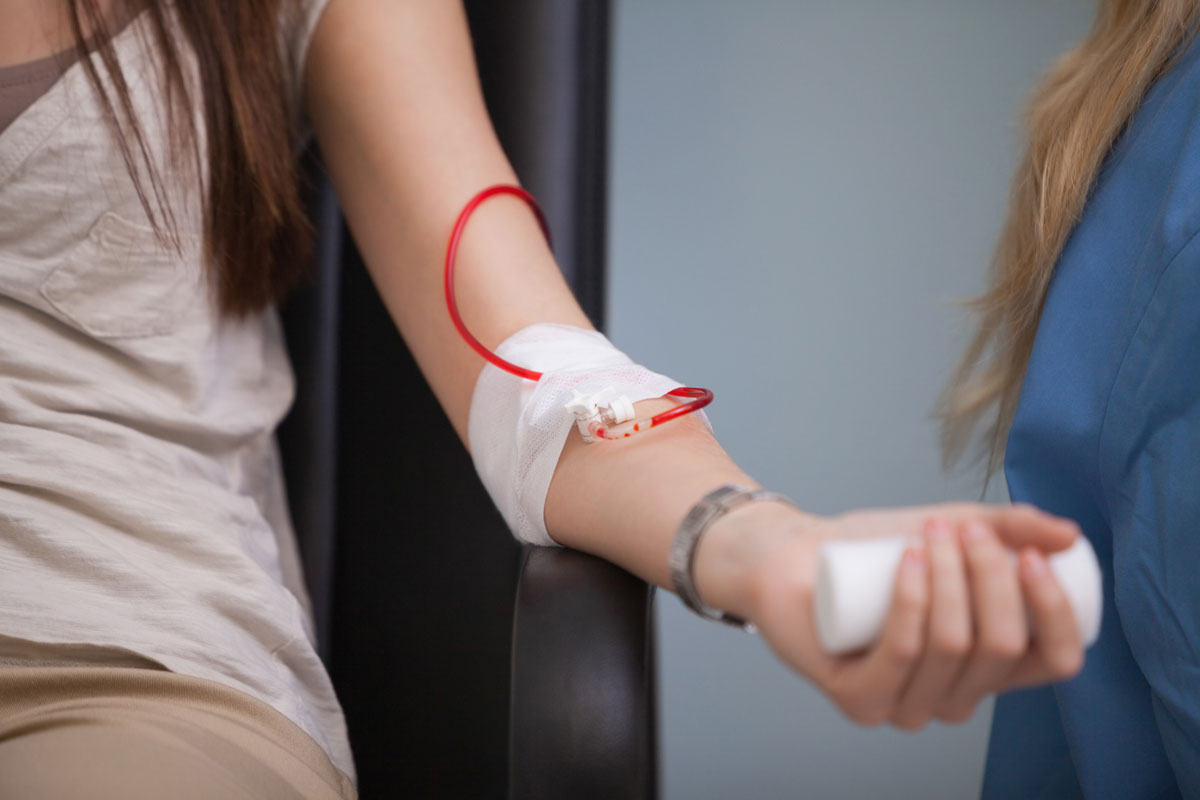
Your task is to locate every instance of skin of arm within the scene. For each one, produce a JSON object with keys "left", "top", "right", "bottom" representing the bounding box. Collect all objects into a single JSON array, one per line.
[{"left": 305, "top": 0, "right": 1084, "bottom": 729}]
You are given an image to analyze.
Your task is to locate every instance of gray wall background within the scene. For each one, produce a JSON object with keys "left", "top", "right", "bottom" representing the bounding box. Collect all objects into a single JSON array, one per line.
[{"left": 607, "top": 2, "right": 1093, "bottom": 798}]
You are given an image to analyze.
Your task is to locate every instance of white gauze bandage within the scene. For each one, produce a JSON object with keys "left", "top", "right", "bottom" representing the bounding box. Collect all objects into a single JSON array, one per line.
[{"left": 468, "top": 323, "right": 689, "bottom": 546}]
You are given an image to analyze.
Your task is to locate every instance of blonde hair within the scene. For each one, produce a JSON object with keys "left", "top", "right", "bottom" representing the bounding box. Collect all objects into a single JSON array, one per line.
[{"left": 940, "top": 0, "right": 1200, "bottom": 475}]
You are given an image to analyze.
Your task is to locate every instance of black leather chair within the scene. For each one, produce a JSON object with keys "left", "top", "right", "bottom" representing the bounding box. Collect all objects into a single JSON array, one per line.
[{"left": 277, "top": 3, "right": 657, "bottom": 798}]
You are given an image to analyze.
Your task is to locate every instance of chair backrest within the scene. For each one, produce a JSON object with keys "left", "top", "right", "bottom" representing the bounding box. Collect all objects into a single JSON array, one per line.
[{"left": 278, "top": 149, "right": 343, "bottom": 661}]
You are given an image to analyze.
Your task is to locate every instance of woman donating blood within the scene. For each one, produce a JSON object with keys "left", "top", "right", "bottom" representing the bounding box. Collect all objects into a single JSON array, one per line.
[{"left": 0, "top": 1, "right": 1085, "bottom": 796}]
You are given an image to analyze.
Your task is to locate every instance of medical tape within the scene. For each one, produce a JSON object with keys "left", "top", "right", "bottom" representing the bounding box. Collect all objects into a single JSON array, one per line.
[{"left": 467, "top": 323, "right": 688, "bottom": 546}]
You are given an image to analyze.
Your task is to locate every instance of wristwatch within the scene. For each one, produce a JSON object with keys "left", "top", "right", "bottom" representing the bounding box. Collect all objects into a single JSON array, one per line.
[{"left": 668, "top": 483, "right": 794, "bottom": 633}]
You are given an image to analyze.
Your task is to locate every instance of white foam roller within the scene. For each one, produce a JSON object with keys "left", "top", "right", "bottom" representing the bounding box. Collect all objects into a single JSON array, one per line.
[{"left": 814, "top": 536, "right": 1103, "bottom": 655}]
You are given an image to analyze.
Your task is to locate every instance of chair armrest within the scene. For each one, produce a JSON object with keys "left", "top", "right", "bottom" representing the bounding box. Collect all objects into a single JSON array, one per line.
[{"left": 509, "top": 546, "right": 657, "bottom": 800}]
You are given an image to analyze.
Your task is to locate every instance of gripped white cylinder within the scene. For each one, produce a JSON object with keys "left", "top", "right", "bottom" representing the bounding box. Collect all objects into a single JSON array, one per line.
[{"left": 814, "top": 537, "right": 1103, "bottom": 654}]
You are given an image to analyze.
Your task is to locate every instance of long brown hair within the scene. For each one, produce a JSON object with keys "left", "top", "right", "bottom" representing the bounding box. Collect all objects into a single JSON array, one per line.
[
  {"left": 68, "top": 0, "right": 311, "bottom": 315},
  {"left": 939, "top": 0, "right": 1200, "bottom": 475}
]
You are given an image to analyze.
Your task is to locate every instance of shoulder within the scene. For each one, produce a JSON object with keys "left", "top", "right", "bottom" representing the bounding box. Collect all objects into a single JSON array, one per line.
[
  {"left": 1092, "top": 40, "right": 1200, "bottom": 470},
  {"left": 1019, "top": 42, "right": 1200, "bottom": 502}
]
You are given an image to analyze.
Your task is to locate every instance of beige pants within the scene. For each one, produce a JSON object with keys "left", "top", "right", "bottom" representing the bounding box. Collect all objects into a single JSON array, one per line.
[{"left": 0, "top": 666, "right": 356, "bottom": 800}]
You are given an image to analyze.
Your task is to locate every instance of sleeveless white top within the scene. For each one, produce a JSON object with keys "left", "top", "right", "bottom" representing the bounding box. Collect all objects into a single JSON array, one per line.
[{"left": 0, "top": 1, "right": 351, "bottom": 779}]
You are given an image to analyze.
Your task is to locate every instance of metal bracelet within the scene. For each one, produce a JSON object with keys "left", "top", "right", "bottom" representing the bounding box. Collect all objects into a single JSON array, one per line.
[{"left": 668, "top": 484, "right": 793, "bottom": 633}]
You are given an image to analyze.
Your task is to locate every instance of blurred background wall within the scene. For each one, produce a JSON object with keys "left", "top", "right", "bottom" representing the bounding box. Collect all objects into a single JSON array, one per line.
[{"left": 607, "top": 2, "right": 1093, "bottom": 797}]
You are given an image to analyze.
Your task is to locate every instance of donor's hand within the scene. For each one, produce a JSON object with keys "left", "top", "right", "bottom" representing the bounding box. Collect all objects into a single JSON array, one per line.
[{"left": 692, "top": 501, "right": 1084, "bottom": 730}]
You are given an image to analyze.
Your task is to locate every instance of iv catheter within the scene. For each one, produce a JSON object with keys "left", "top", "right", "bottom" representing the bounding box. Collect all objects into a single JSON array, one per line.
[{"left": 444, "top": 184, "right": 713, "bottom": 441}]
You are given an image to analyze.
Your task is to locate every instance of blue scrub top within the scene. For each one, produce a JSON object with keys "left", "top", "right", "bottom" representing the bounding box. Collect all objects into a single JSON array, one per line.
[{"left": 981, "top": 36, "right": 1200, "bottom": 800}]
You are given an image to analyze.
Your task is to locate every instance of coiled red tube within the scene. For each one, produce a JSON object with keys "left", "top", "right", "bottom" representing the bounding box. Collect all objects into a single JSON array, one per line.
[
  {"left": 444, "top": 184, "right": 713, "bottom": 436},
  {"left": 592, "top": 386, "right": 714, "bottom": 440},
  {"left": 444, "top": 185, "right": 547, "bottom": 382}
]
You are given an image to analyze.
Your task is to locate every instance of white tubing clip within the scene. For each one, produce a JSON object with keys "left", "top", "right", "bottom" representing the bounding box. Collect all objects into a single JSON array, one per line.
[{"left": 565, "top": 386, "right": 637, "bottom": 443}]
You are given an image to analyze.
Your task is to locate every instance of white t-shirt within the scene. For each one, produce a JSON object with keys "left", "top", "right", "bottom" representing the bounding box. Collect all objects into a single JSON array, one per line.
[{"left": 0, "top": 0, "right": 352, "bottom": 780}]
